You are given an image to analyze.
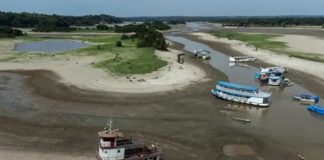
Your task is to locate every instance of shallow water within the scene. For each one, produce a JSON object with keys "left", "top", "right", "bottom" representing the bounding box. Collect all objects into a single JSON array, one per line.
[
  {"left": 167, "top": 35, "right": 324, "bottom": 158},
  {"left": 14, "top": 39, "right": 89, "bottom": 53}
]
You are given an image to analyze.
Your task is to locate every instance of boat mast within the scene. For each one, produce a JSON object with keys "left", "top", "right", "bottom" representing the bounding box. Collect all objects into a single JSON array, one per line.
[{"left": 105, "top": 117, "right": 113, "bottom": 134}]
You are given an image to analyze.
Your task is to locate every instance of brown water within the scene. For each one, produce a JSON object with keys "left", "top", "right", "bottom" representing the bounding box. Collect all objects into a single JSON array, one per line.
[{"left": 166, "top": 35, "right": 324, "bottom": 159}]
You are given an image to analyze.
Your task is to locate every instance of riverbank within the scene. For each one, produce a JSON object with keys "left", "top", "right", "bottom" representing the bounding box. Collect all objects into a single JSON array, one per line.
[
  {"left": 0, "top": 36, "right": 207, "bottom": 93},
  {"left": 191, "top": 32, "right": 324, "bottom": 84},
  {"left": 0, "top": 39, "right": 298, "bottom": 160},
  {"left": 0, "top": 49, "right": 207, "bottom": 93}
]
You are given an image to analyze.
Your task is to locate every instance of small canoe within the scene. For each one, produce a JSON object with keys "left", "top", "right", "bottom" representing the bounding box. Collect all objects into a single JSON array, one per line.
[
  {"left": 232, "top": 117, "right": 251, "bottom": 123},
  {"left": 296, "top": 153, "right": 305, "bottom": 160},
  {"left": 307, "top": 105, "right": 324, "bottom": 115}
]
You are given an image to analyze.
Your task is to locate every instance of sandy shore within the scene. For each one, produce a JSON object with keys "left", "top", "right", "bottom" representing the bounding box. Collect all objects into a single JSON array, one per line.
[
  {"left": 0, "top": 47, "right": 207, "bottom": 93},
  {"left": 0, "top": 150, "right": 94, "bottom": 160},
  {"left": 192, "top": 32, "right": 324, "bottom": 80},
  {"left": 274, "top": 35, "right": 324, "bottom": 54}
]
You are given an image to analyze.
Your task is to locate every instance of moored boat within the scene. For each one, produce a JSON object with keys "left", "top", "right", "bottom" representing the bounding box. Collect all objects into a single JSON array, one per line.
[
  {"left": 232, "top": 117, "right": 251, "bottom": 123},
  {"left": 229, "top": 56, "right": 255, "bottom": 62},
  {"left": 307, "top": 105, "right": 324, "bottom": 115},
  {"left": 292, "top": 94, "right": 320, "bottom": 105},
  {"left": 211, "top": 81, "right": 271, "bottom": 107},
  {"left": 268, "top": 72, "right": 285, "bottom": 86},
  {"left": 97, "top": 119, "right": 163, "bottom": 160},
  {"left": 193, "top": 49, "right": 211, "bottom": 59}
]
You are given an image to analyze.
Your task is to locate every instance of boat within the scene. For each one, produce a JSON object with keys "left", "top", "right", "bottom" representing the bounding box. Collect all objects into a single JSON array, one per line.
[
  {"left": 307, "top": 105, "right": 324, "bottom": 115},
  {"left": 292, "top": 94, "right": 320, "bottom": 104},
  {"left": 296, "top": 152, "right": 305, "bottom": 160},
  {"left": 229, "top": 56, "right": 255, "bottom": 62},
  {"left": 192, "top": 49, "right": 211, "bottom": 59},
  {"left": 97, "top": 119, "right": 163, "bottom": 160},
  {"left": 211, "top": 81, "right": 272, "bottom": 107},
  {"left": 268, "top": 72, "right": 285, "bottom": 86},
  {"left": 260, "top": 66, "right": 287, "bottom": 74},
  {"left": 232, "top": 117, "right": 251, "bottom": 123},
  {"left": 256, "top": 66, "right": 287, "bottom": 84}
]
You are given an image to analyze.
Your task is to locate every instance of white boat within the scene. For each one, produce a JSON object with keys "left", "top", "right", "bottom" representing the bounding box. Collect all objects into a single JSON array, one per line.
[
  {"left": 292, "top": 94, "right": 320, "bottom": 104},
  {"left": 260, "top": 66, "right": 287, "bottom": 74},
  {"left": 97, "top": 119, "right": 163, "bottom": 160},
  {"left": 229, "top": 56, "right": 255, "bottom": 62},
  {"left": 268, "top": 72, "right": 285, "bottom": 86},
  {"left": 232, "top": 117, "right": 251, "bottom": 123},
  {"left": 211, "top": 81, "right": 272, "bottom": 107}
]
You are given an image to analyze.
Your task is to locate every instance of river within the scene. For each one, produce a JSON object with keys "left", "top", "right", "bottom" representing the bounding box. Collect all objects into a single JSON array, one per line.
[{"left": 166, "top": 34, "right": 324, "bottom": 158}]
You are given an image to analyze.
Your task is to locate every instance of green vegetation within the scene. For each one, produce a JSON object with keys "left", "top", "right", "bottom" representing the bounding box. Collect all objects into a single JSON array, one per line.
[
  {"left": 167, "top": 20, "right": 186, "bottom": 25},
  {"left": 0, "top": 26, "right": 23, "bottom": 38},
  {"left": 212, "top": 31, "right": 324, "bottom": 62},
  {"left": 115, "top": 41, "right": 122, "bottom": 47},
  {"left": 114, "top": 22, "right": 169, "bottom": 50},
  {"left": 71, "top": 35, "right": 167, "bottom": 74},
  {"left": 96, "top": 25, "right": 111, "bottom": 30},
  {"left": 212, "top": 31, "right": 286, "bottom": 50},
  {"left": 0, "top": 11, "right": 121, "bottom": 32},
  {"left": 123, "top": 16, "right": 324, "bottom": 27},
  {"left": 0, "top": 11, "right": 121, "bottom": 27}
]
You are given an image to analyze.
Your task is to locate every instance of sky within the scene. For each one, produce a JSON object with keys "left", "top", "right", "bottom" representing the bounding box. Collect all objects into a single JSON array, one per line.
[{"left": 0, "top": 0, "right": 324, "bottom": 17}]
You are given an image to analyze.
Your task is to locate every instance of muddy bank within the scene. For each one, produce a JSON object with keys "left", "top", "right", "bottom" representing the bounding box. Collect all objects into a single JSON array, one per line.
[
  {"left": 184, "top": 33, "right": 324, "bottom": 99},
  {"left": 0, "top": 40, "right": 299, "bottom": 160}
]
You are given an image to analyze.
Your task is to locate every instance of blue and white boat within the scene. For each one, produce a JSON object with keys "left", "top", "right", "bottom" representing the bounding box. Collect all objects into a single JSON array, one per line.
[
  {"left": 307, "top": 105, "right": 324, "bottom": 115},
  {"left": 268, "top": 72, "right": 285, "bottom": 86},
  {"left": 292, "top": 94, "right": 320, "bottom": 104},
  {"left": 211, "top": 81, "right": 272, "bottom": 107}
]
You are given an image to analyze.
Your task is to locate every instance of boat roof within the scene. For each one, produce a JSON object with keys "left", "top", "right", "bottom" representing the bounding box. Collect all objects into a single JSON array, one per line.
[
  {"left": 218, "top": 81, "right": 258, "bottom": 92},
  {"left": 98, "top": 130, "right": 125, "bottom": 138}
]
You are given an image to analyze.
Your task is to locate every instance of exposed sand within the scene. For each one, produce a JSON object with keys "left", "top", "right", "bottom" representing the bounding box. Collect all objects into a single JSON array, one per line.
[
  {"left": 223, "top": 144, "right": 256, "bottom": 157},
  {"left": 192, "top": 32, "right": 324, "bottom": 81},
  {"left": 0, "top": 46, "right": 207, "bottom": 93},
  {"left": 274, "top": 35, "right": 324, "bottom": 54},
  {"left": 0, "top": 149, "right": 94, "bottom": 160},
  {"left": 0, "top": 40, "right": 18, "bottom": 54}
]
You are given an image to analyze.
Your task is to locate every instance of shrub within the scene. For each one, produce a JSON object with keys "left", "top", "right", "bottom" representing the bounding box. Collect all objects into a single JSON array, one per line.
[
  {"left": 116, "top": 41, "right": 122, "bottom": 47},
  {"left": 121, "top": 34, "right": 129, "bottom": 40}
]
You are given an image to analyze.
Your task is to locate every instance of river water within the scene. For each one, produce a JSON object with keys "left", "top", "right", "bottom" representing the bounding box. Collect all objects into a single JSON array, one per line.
[
  {"left": 166, "top": 34, "right": 324, "bottom": 158},
  {"left": 14, "top": 39, "right": 89, "bottom": 53}
]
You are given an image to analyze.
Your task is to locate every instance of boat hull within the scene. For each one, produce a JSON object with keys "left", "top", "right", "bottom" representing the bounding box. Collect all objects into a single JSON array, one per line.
[
  {"left": 212, "top": 89, "right": 270, "bottom": 107},
  {"left": 307, "top": 105, "right": 324, "bottom": 115}
]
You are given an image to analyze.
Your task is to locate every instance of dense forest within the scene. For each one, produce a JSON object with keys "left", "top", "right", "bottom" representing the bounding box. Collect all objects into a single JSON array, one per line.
[
  {"left": 122, "top": 16, "right": 324, "bottom": 27},
  {"left": 0, "top": 26, "right": 23, "bottom": 38},
  {"left": 0, "top": 11, "right": 122, "bottom": 32},
  {"left": 115, "top": 22, "right": 169, "bottom": 50}
]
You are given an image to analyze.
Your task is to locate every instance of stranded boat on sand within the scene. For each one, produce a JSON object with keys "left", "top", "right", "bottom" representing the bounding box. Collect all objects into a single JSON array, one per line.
[
  {"left": 211, "top": 81, "right": 272, "bottom": 107},
  {"left": 229, "top": 56, "right": 255, "bottom": 62},
  {"left": 97, "top": 120, "right": 163, "bottom": 160}
]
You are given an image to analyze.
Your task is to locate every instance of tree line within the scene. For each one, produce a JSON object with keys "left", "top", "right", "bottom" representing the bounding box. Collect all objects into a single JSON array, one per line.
[
  {"left": 122, "top": 16, "right": 324, "bottom": 27},
  {"left": 115, "top": 22, "right": 170, "bottom": 50},
  {"left": 0, "top": 11, "right": 122, "bottom": 32},
  {"left": 0, "top": 26, "right": 23, "bottom": 38}
]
